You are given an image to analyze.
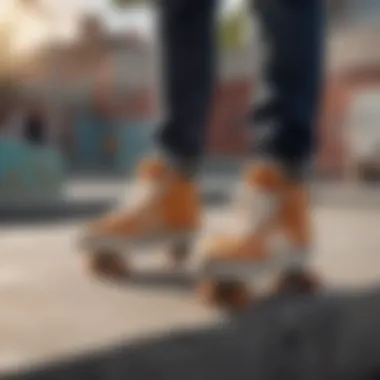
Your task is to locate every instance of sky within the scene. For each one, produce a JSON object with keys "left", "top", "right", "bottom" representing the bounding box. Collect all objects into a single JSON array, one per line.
[{"left": 0, "top": 0, "right": 245, "bottom": 56}]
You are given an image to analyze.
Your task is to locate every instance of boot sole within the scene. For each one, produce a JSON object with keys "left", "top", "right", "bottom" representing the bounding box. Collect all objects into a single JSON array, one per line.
[
  {"left": 201, "top": 248, "right": 310, "bottom": 281},
  {"left": 79, "top": 231, "right": 196, "bottom": 254}
]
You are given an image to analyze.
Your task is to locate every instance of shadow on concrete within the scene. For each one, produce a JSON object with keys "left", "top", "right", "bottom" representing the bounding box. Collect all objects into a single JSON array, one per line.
[
  {"left": 3, "top": 290, "right": 380, "bottom": 380},
  {"left": 108, "top": 270, "right": 196, "bottom": 294},
  {"left": 0, "top": 200, "right": 114, "bottom": 226}
]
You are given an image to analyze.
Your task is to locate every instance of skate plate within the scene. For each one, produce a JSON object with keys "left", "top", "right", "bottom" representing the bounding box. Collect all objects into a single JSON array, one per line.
[
  {"left": 201, "top": 248, "right": 310, "bottom": 282},
  {"left": 79, "top": 231, "right": 195, "bottom": 255}
]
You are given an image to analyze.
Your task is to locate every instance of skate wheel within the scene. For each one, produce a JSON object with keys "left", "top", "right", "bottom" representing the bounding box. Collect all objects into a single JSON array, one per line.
[
  {"left": 274, "top": 270, "right": 321, "bottom": 296},
  {"left": 198, "top": 279, "right": 252, "bottom": 311},
  {"left": 168, "top": 240, "right": 192, "bottom": 268},
  {"left": 87, "top": 251, "right": 129, "bottom": 279}
]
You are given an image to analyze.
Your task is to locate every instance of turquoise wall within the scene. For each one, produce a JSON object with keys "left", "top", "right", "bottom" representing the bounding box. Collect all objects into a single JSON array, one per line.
[
  {"left": 114, "top": 120, "right": 154, "bottom": 174},
  {"left": 0, "top": 137, "right": 65, "bottom": 201},
  {"left": 73, "top": 111, "right": 111, "bottom": 169},
  {"left": 71, "top": 112, "right": 153, "bottom": 175}
]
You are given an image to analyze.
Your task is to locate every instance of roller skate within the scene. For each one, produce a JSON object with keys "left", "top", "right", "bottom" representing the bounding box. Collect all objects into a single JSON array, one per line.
[
  {"left": 80, "top": 157, "right": 201, "bottom": 280},
  {"left": 198, "top": 161, "right": 320, "bottom": 311}
]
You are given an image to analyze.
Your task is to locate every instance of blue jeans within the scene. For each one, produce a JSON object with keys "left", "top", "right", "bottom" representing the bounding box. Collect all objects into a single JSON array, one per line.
[{"left": 158, "top": 0, "right": 325, "bottom": 166}]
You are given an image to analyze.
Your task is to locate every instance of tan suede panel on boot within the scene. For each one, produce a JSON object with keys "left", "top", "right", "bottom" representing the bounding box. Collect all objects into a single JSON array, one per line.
[
  {"left": 87, "top": 158, "right": 201, "bottom": 240},
  {"left": 206, "top": 235, "right": 270, "bottom": 262},
  {"left": 278, "top": 185, "right": 311, "bottom": 248},
  {"left": 137, "top": 158, "right": 169, "bottom": 181},
  {"left": 160, "top": 172, "right": 201, "bottom": 231},
  {"left": 246, "top": 163, "right": 311, "bottom": 248},
  {"left": 245, "top": 163, "right": 288, "bottom": 193},
  {"left": 204, "top": 163, "right": 311, "bottom": 264}
]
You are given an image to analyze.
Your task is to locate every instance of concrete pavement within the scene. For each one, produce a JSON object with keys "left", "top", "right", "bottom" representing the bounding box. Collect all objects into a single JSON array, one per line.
[{"left": 1, "top": 200, "right": 380, "bottom": 376}]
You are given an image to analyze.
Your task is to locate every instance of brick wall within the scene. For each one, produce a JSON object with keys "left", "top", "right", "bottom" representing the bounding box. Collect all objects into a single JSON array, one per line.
[
  {"left": 207, "top": 79, "right": 252, "bottom": 155},
  {"left": 317, "top": 77, "right": 350, "bottom": 177},
  {"left": 96, "top": 88, "right": 157, "bottom": 120},
  {"left": 205, "top": 67, "right": 380, "bottom": 179}
]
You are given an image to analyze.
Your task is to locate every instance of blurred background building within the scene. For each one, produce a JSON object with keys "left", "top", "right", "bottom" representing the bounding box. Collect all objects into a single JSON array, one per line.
[
  {"left": 18, "top": 14, "right": 156, "bottom": 173},
  {"left": 1, "top": 0, "right": 380, "bottom": 180}
]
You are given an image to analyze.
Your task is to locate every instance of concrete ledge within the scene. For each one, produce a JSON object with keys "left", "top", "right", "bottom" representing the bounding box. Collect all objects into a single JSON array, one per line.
[
  {"left": 0, "top": 200, "right": 114, "bottom": 225},
  {"left": 2, "top": 178, "right": 378, "bottom": 226}
]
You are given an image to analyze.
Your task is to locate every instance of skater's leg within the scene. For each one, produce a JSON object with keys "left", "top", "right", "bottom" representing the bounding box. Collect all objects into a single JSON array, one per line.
[
  {"left": 250, "top": 0, "right": 325, "bottom": 276},
  {"left": 252, "top": 0, "right": 325, "bottom": 168},
  {"left": 199, "top": 0, "right": 325, "bottom": 308},
  {"left": 82, "top": 0, "right": 218, "bottom": 275},
  {"left": 158, "top": 0, "right": 218, "bottom": 168}
]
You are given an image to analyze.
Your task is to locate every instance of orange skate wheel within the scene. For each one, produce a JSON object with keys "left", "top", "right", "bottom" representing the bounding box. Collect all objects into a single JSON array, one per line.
[
  {"left": 274, "top": 269, "right": 321, "bottom": 296},
  {"left": 198, "top": 279, "right": 253, "bottom": 312},
  {"left": 87, "top": 251, "right": 130, "bottom": 280}
]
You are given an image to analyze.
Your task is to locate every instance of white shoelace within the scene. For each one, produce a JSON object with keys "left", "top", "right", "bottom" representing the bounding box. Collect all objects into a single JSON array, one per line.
[
  {"left": 117, "top": 180, "right": 159, "bottom": 213},
  {"left": 234, "top": 182, "right": 280, "bottom": 236}
]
